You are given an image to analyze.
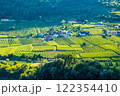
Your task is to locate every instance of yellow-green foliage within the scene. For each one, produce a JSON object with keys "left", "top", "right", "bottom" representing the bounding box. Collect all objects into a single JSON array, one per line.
[
  {"left": 108, "top": 36, "right": 120, "bottom": 43},
  {"left": 101, "top": 44, "right": 120, "bottom": 54},
  {"left": 70, "top": 37, "right": 86, "bottom": 44},
  {"left": 8, "top": 28, "right": 38, "bottom": 37},
  {"left": 84, "top": 28, "right": 104, "bottom": 35},
  {"left": 82, "top": 58, "right": 94, "bottom": 61},
  {"left": 55, "top": 38, "right": 69, "bottom": 45},
  {"left": 57, "top": 45, "right": 83, "bottom": 51},
  {"left": 47, "top": 41, "right": 58, "bottom": 45},
  {"left": 0, "top": 35, "right": 8, "bottom": 37},
  {"left": 82, "top": 36, "right": 114, "bottom": 45},
  {"left": 82, "top": 44, "right": 109, "bottom": 53},
  {"left": 0, "top": 39, "right": 9, "bottom": 47},
  {"left": 111, "top": 11, "right": 120, "bottom": 16},
  {"left": 80, "top": 52, "right": 119, "bottom": 58},
  {"left": 94, "top": 58, "right": 111, "bottom": 61},
  {"left": 9, "top": 47, "right": 18, "bottom": 54},
  {"left": 63, "top": 37, "right": 77, "bottom": 45},
  {"left": 19, "top": 38, "right": 46, "bottom": 45},
  {"left": 15, "top": 44, "right": 33, "bottom": 52},
  {"left": 0, "top": 47, "right": 9, "bottom": 55},
  {"left": 32, "top": 46, "right": 56, "bottom": 51},
  {"left": 112, "top": 58, "right": 120, "bottom": 61},
  {"left": 73, "top": 24, "right": 97, "bottom": 27}
]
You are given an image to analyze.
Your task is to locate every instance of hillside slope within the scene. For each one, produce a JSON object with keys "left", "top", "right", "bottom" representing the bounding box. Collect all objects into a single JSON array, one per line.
[{"left": 0, "top": 0, "right": 118, "bottom": 21}]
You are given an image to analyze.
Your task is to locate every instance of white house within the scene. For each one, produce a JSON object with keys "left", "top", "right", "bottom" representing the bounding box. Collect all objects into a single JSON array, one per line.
[
  {"left": 52, "top": 34, "right": 59, "bottom": 38},
  {"left": 79, "top": 31, "right": 90, "bottom": 36}
]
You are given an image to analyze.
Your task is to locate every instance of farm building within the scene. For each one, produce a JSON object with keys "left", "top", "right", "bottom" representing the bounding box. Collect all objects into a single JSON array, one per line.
[
  {"left": 44, "top": 35, "right": 53, "bottom": 40},
  {"left": 68, "top": 19, "right": 77, "bottom": 24},
  {"left": 113, "top": 25, "right": 119, "bottom": 28},
  {"left": 106, "top": 30, "right": 120, "bottom": 36},
  {"left": 38, "top": 32, "right": 43, "bottom": 37},
  {"left": 15, "top": 35, "right": 21, "bottom": 38},
  {"left": 105, "top": 31, "right": 112, "bottom": 36},
  {"left": 79, "top": 31, "right": 90, "bottom": 36},
  {"left": 1, "top": 19, "right": 15, "bottom": 22},
  {"left": 112, "top": 32, "right": 117, "bottom": 36},
  {"left": 67, "top": 32, "right": 72, "bottom": 35},
  {"left": 62, "top": 20, "right": 66, "bottom": 23},
  {"left": 52, "top": 34, "right": 59, "bottom": 38}
]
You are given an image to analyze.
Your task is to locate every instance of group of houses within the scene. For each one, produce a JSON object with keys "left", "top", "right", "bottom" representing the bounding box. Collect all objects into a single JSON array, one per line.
[
  {"left": 62, "top": 19, "right": 82, "bottom": 24},
  {"left": 1, "top": 19, "right": 15, "bottom": 22},
  {"left": 104, "top": 30, "right": 120, "bottom": 36},
  {"left": 78, "top": 31, "right": 90, "bottom": 36},
  {"left": 113, "top": 24, "right": 120, "bottom": 30},
  {"left": 41, "top": 31, "right": 73, "bottom": 41}
]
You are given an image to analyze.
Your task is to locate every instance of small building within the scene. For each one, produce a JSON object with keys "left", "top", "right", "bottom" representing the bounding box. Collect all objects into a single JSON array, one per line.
[
  {"left": 112, "top": 32, "right": 117, "bottom": 36},
  {"left": 79, "top": 31, "right": 90, "bottom": 36},
  {"left": 52, "top": 34, "right": 59, "bottom": 38},
  {"left": 113, "top": 25, "right": 119, "bottom": 28},
  {"left": 38, "top": 32, "right": 43, "bottom": 37},
  {"left": 42, "top": 38, "right": 47, "bottom": 42},
  {"left": 1, "top": 19, "right": 9, "bottom": 21},
  {"left": 62, "top": 20, "right": 66, "bottom": 23},
  {"left": 67, "top": 32, "right": 72, "bottom": 35},
  {"left": 45, "top": 35, "right": 53, "bottom": 40},
  {"left": 106, "top": 30, "right": 112, "bottom": 36},
  {"left": 66, "top": 33, "right": 71, "bottom": 37},
  {"left": 1, "top": 19, "right": 15, "bottom": 22},
  {"left": 15, "top": 35, "right": 21, "bottom": 38},
  {"left": 68, "top": 19, "right": 77, "bottom": 24}
]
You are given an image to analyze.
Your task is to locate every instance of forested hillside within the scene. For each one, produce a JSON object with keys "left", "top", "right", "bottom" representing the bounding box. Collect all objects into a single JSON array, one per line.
[{"left": 0, "top": 0, "right": 116, "bottom": 20}]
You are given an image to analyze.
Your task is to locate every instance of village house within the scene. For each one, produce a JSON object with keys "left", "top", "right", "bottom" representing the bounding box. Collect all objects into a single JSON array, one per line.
[
  {"left": 113, "top": 25, "right": 120, "bottom": 29},
  {"left": 68, "top": 19, "right": 77, "bottom": 24},
  {"left": 42, "top": 38, "right": 47, "bottom": 42},
  {"left": 112, "top": 32, "right": 117, "bottom": 36},
  {"left": 105, "top": 30, "right": 120, "bottom": 36},
  {"left": 62, "top": 20, "right": 66, "bottom": 23},
  {"left": 67, "top": 32, "right": 72, "bottom": 35},
  {"left": 15, "top": 35, "right": 21, "bottom": 38},
  {"left": 79, "top": 31, "right": 90, "bottom": 36},
  {"left": 1, "top": 19, "right": 15, "bottom": 22},
  {"left": 44, "top": 35, "right": 53, "bottom": 40},
  {"left": 52, "top": 34, "right": 59, "bottom": 38},
  {"left": 113, "top": 25, "right": 119, "bottom": 28},
  {"left": 105, "top": 30, "right": 112, "bottom": 36}
]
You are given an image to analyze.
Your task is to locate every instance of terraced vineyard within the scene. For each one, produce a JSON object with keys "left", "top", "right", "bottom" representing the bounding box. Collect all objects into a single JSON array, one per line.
[
  {"left": 101, "top": 45, "right": 120, "bottom": 54},
  {"left": 57, "top": 45, "right": 83, "bottom": 51},
  {"left": 0, "top": 23, "right": 120, "bottom": 61},
  {"left": 32, "top": 46, "right": 56, "bottom": 51},
  {"left": 80, "top": 52, "right": 119, "bottom": 58},
  {"left": 82, "top": 36, "right": 114, "bottom": 45},
  {"left": 54, "top": 38, "right": 69, "bottom": 45}
]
